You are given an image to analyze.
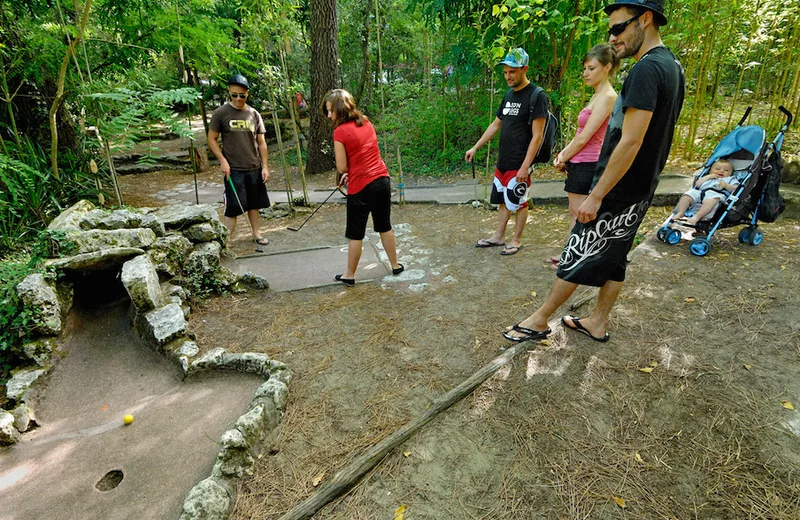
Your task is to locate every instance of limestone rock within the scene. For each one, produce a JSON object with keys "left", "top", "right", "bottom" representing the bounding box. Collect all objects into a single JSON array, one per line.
[
  {"left": 186, "top": 241, "right": 221, "bottom": 277},
  {"left": 121, "top": 255, "right": 163, "bottom": 311},
  {"left": 46, "top": 247, "right": 145, "bottom": 272},
  {"left": 178, "top": 340, "right": 199, "bottom": 358},
  {"left": 153, "top": 204, "right": 218, "bottom": 230},
  {"left": 234, "top": 405, "right": 267, "bottom": 453},
  {"left": 47, "top": 200, "right": 95, "bottom": 232},
  {"left": 0, "top": 410, "right": 21, "bottom": 445},
  {"left": 16, "top": 274, "right": 62, "bottom": 336},
  {"left": 212, "top": 429, "right": 253, "bottom": 478},
  {"left": 148, "top": 235, "right": 193, "bottom": 276},
  {"left": 7, "top": 368, "right": 46, "bottom": 402},
  {"left": 252, "top": 379, "right": 289, "bottom": 412},
  {"left": 65, "top": 228, "right": 157, "bottom": 254},
  {"left": 179, "top": 476, "right": 234, "bottom": 520},
  {"left": 183, "top": 222, "right": 219, "bottom": 243},
  {"left": 22, "top": 338, "right": 56, "bottom": 367},
  {"left": 11, "top": 404, "right": 35, "bottom": 432},
  {"left": 140, "top": 213, "right": 166, "bottom": 237},
  {"left": 140, "top": 303, "right": 188, "bottom": 346},
  {"left": 238, "top": 273, "right": 269, "bottom": 291},
  {"left": 216, "top": 266, "right": 239, "bottom": 290},
  {"left": 162, "top": 282, "right": 188, "bottom": 301}
]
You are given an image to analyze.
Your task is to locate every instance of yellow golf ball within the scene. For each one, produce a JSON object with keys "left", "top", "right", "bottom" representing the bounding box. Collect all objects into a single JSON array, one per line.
[{"left": 123, "top": 414, "right": 134, "bottom": 425}]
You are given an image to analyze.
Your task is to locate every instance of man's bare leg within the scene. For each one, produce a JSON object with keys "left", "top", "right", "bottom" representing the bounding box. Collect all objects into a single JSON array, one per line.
[
  {"left": 224, "top": 216, "right": 237, "bottom": 247},
  {"left": 505, "top": 278, "right": 580, "bottom": 338},
  {"left": 478, "top": 205, "right": 511, "bottom": 246},
  {"left": 247, "top": 209, "right": 266, "bottom": 242},
  {"left": 563, "top": 279, "right": 623, "bottom": 338},
  {"left": 507, "top": 205, "right": 528, "bottom": 248}
]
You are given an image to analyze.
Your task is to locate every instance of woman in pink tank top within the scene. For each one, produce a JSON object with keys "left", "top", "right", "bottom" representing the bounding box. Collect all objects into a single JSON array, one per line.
[{"left": 547, "top": 44, "right": 619, "bottom": 267}]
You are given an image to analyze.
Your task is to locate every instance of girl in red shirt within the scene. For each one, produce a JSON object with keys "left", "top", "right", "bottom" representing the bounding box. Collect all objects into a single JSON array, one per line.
[{"left": 322, "top": 89, "right": 404, "bottom": 286}]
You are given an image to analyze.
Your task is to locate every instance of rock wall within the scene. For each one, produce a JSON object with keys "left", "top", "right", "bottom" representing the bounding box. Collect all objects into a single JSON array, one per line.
[{"left": 5, "top": 200, "right": 270, "bottom": 441}]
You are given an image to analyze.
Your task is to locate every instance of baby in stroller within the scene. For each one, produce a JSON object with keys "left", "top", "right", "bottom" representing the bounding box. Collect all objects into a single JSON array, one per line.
[{"left": 672, "top": 159, "right": 741, "bottom": 225}]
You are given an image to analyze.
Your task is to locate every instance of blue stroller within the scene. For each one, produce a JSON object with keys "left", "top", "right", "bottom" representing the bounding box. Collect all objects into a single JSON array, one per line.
[{"left": 657, "top": 106, "right": 792, "bottom": 256}]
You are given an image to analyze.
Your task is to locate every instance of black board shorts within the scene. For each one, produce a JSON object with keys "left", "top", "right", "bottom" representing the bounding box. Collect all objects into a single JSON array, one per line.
[
  {"left": 345, "top": 176, "right": 392, "bottom": 240},
  {"left": 564, "top": 161, "right": 597, "bottom": 195},
  {"left": 556, "top": 198, "right": 650, "bottom": 286},
  {"left": 224, "top": 168, "right": 270, "bottom": 218}
]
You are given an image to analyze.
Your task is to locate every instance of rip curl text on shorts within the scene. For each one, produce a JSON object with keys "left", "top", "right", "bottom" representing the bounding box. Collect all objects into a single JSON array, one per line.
[{"left": 556, "top": 198, "right": 650, "bottom": 287}]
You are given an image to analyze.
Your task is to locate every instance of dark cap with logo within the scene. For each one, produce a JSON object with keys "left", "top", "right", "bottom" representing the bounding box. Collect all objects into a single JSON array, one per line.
[
  {"left": 604, "top": 0, "right": 668, "bottom": 26},
  {"left": 227, "top": 74, "right": 250, "bottom": 89}
]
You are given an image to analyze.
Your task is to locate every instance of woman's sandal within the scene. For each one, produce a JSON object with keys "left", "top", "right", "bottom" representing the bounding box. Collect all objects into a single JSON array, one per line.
[{"left": 334, "top": 274, "right": 355, "bottom": 286}]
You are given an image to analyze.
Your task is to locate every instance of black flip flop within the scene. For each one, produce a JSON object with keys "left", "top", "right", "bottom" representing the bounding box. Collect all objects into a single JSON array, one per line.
[
  {"left": 502, "top": 323, "right": 551, "bottom": 342},
  {"left": 476, "top": 239, "right": 505, "bottom": 248},
  {"left": 561, "top": 315, "right": 610, "bottom": 342}
]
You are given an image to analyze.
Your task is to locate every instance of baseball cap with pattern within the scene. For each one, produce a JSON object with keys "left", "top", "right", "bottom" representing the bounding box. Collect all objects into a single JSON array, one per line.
[{"left": 499, "top": 48, "right": 529, "bottom": 68}]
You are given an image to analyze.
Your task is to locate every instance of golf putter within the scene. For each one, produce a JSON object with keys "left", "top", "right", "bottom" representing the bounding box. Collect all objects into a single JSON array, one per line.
[
  {"left": 226, "top": 176, "right": 264, "bottom": 253},
  {"left": 472, "top": 160, "right": 479, "bottom": 206},
  {"left": 287, "top": 182, "right": 343, "bottom": 232}
]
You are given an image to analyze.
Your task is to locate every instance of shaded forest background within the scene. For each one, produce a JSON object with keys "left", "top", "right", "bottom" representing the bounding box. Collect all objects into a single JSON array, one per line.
[{"left": 0, "top": 0, "right": 799, "bottom": 372}]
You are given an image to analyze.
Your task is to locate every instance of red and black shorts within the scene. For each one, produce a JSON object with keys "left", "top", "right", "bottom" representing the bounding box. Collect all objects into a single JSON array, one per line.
[{"left": 489, "top": 168, "right": 531, "bottom": 209}]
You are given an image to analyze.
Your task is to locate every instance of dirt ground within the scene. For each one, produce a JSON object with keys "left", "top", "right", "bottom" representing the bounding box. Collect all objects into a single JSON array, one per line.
[{"left": 115, "top": 161, "right": 800, "bottom": 519}]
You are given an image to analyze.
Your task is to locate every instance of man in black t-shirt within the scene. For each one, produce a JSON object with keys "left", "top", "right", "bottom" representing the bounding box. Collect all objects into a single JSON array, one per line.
[
  {"left": 504, "top": 0, "right": 685, "bottom": 343},
  {"left": 466, "top": 48, "right": 548, "bottom": 256}
]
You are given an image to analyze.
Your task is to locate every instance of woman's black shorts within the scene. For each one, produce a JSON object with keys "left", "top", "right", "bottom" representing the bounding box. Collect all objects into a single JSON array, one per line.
[
  {"left": 345, "top": 176, "right": 392, "bottom": 240},
  {"left": 564, "top": 161, "right": 597, "bottom": 195},
  {"left": 223, "top": 168, "right": 270, "bottom": 217}
]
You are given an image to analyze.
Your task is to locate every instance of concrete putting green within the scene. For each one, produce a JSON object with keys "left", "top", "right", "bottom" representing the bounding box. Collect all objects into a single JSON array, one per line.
[
  {"left": 224, "top": 242, "right": 389, "bottom": 292},
  {"left": 0, "top": 301, "right": 262, "bottom": 520}
]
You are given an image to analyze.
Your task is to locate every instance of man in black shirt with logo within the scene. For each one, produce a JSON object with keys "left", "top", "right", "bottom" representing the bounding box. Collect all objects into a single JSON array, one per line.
[
  {"left": 504, "top": 0, "right": 685, "bottom": 342},
  {"left": 466, "top": 48, "right": 548, "bottom": 256}
]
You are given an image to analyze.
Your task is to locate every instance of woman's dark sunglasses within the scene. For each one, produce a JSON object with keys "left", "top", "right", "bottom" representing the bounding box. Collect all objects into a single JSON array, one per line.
[
  {"left": 229, "top": 92, "right": 247, "bottom": 99},
  {"left": 608, "top": 13, "right": 641, "bottom": 36}
]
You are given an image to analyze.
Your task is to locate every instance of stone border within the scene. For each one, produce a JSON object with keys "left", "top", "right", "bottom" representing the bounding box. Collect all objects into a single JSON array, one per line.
[{"left": 179, "top": 349, "right": 292, "bottom": 519}]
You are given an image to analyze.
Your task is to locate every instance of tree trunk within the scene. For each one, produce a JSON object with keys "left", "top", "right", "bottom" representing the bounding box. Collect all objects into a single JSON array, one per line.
[
  {"left": 354, "top": 0, "right": 373, "bottom": 106},
  {"left": 307, "top": 0, "right": 339, "bottom": 175},
  {"left": 50, "top": 0, "right": 93, "bottom": 179}
]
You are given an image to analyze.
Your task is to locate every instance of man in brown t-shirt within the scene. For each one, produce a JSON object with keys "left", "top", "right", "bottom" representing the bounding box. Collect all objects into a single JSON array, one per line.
[{"left": 208, "top": 74, "right": 271, "bottom": 247}]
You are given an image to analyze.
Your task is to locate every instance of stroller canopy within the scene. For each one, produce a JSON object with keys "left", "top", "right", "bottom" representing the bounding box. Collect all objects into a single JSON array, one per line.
[{"left": 705, "top": 125, "right": 766, "bottom": 167}]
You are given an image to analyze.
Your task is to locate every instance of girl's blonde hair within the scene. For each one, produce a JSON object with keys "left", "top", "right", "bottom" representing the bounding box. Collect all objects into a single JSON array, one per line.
[{"left": 321, "top": 89, "right": 368, "bottom": 128}]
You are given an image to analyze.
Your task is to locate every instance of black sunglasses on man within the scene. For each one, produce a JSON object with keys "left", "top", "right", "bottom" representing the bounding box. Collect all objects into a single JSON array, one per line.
[{"left": 608, "top": 13, "right": 641, "bottom": 36}]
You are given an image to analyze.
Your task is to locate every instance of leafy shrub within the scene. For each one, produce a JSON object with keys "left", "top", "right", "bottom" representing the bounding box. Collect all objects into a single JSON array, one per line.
[{"left": 374, "top": 82, "right": 500, "bottom": 176}]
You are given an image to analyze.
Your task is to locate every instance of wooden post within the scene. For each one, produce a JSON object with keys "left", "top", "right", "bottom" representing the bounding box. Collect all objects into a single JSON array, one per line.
[
  {"left": 397, "top": 146, "right": 404, "bottom": 204},
  {"left": 375, "top": 0, "right": 385, "bottom": 112},
  {"left": 280, "top": 46, "right": 310, "bottom": 205},
  {"left": 265, "top": 51, "right": 294, "bottom": 210},
  {"left": 276, "top": 339, "right": 541, "bottom": 520}
]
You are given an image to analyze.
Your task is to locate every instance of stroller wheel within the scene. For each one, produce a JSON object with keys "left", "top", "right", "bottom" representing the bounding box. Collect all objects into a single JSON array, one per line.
[
  {"left": 657, "top": 227, "right": 668, "bottom": 242},
  {"left": 738, "top": 228, "right": 752, "bottom": 244},
  {"left": 689, "top": 237, "right": 712, "bottom": 256},
  {"left": 748, "top": 229, "right": 764, "bottom": 246},
  {"left": 667, "top": 228, "right": 681, "bottom": 245}
]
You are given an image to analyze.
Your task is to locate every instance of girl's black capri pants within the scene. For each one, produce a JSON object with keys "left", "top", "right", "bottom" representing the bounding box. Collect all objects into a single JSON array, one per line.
[
  {"left": 345, "top": 176, "right": 392, "bottom": 240},
  {"left": 224, "top": 168, "right": 270, "bottom": 218}
]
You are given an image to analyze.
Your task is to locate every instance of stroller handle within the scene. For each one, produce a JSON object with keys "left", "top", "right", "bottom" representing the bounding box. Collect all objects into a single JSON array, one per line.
[
  {"left": 737, "top": 107, "right": 752, "bottom": 127},
  {"left": 778, "top": 105, "right": 793, "bottom": 128}
]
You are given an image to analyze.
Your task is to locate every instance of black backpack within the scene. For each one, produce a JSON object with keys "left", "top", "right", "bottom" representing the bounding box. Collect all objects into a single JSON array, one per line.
[
  {"left": 531, "top": 86, "right": 559, "bottom": 164},
  {"left": 758, "top": 150, "right": 785, "bottom": 223}
]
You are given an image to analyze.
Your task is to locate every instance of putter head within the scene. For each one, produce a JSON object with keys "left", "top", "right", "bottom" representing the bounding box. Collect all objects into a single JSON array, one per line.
[{"left": 287, "top": 226, "right": 299, "bottom": 232}]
